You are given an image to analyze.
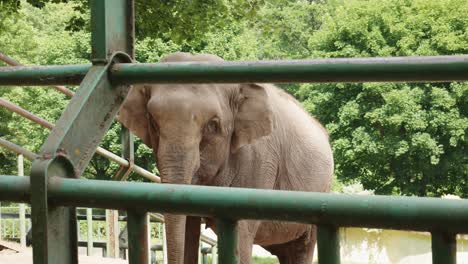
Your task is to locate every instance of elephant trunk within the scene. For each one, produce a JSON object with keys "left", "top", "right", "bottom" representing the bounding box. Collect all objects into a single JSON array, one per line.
[{"left": 157, "top": 142, "right": 200, "bottom": 264}]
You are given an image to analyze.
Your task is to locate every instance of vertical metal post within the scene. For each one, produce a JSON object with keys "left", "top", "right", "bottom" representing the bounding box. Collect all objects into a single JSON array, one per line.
[
  {"left": 106, "top": 209, "right": 120, "bottom": 258},
  {"left": 87, "top": 208, "right": 93, "bottom": 256},
  {"left": 31, "top": 157, "right": 79, "bottom": 264},
  {"left": 91, "top": 0, "right": 134, "bottom": 64},
  {"left": 216, "top": 219, "right": 239, "bottom": 264},
  {"left": 77, "top": 215, "right": 81, "bottom": 243},
  {"left": 211, "top": 246, "right": 218, "bottom": 264},
  {"left": 29, "top": 1, "right": 134, "bottom": 264},
  {"left": 202, "top": 252, "right": 207, "bottom": 264},
  {"left": 0, "top": 202, "right": 2, "bottom": 240},
  {"left": 432, "top": 232, "right": 457, "bottom": 264},
  {"left": 113, "top": 126, "right": 134, "bottom": 181},
  {"left": 162, "top": 223, "right": 168, "bottom": 264},
  {"left": 127, "top": 211, "right": 149, "bottom": 264},
  {"left": 12, "top": 219, "right": 16, "bottom": 238},
  {"left": 317, "top": 225, "right": 340, "bottom": 264},
  {"left": 18, "top": 154, "right": 26, "bottom": 247},
  {"left": 199, "top": 228, "right": 203, "bottom": 264},
  {"left": 151, "top": 250, "right": 157, "bottom": 264}
]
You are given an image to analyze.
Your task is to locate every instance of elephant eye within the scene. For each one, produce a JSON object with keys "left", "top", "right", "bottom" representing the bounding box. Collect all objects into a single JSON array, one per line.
[{"left": 204, "top": 118, "right": 220, "bottom": 134}]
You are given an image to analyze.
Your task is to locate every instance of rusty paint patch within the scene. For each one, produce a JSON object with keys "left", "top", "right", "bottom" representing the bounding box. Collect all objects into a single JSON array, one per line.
[{"left": 74, "top": 149, "right": 81, "bottom": 156}]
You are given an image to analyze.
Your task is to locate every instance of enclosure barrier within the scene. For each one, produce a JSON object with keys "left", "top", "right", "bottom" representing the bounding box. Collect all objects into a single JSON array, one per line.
[
  {"left": 0, "top": 175, "right": 468, "bottom": 263},
  {"left": 1, "top": 55, "right": 468, "bottom": 86},
  {"left": 0, "top": 0, "right": 467, "bottom": 264}
]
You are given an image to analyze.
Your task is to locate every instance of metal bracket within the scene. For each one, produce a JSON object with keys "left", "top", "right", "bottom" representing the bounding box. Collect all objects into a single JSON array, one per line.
[
  {"left": 113, "top": 126, "right": 135, "bottom": 181},
  {"left": 30, "top": 52, "right": 133, "bottom": 264},
  {"left": 113, "top": 158, "right": 135, "bottom": 181}
]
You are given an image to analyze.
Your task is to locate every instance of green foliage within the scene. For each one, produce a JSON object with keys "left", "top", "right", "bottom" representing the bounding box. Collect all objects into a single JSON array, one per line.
[
  {"left": 134, "top": 0, "right": 265, "bottom": 45},
  {"left": 255, "top": 0, "right": 324, "bottom": 59},
  {"left": 299, "top": 0, "right": 468, "bottom": 197},
  {"left": 1, "top": 0, "right": 466, "bottom": 198}
]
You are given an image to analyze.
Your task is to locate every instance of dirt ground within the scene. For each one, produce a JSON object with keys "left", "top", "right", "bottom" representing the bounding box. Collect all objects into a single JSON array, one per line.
[{"left": 0, "top": 241, "right": 127, "bottom": 264}]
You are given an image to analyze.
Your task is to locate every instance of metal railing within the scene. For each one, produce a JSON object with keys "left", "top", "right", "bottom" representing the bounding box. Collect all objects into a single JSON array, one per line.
[
  {"left": 0, "top": 58, "right": 218, "bottom": 262},
  {"left": 1, "top": 55, "right": 468, "bottom": 86},
  {"left": 0, "top": 205, "right": 217, "bottom": 263},
  {"left": 0, "top": 1, "right": 467, "bottom": 264},
  {"left": 0, "top": 175, "right": 467, "bottom": 263}
]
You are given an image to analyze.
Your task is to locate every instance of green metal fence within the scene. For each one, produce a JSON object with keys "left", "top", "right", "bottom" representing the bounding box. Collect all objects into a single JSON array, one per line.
[{"left": 0, "top": 1, "right": 467, "bottom": 264}]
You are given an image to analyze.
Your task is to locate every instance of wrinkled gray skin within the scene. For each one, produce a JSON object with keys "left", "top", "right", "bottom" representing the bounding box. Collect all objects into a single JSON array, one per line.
[{"left": 119, "top": 52, "right": 333, "bottom": 264}]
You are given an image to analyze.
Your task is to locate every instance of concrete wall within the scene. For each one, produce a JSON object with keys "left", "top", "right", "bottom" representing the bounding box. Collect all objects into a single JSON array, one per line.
[{"left": 311, "top": 228, "right": 468, "bottom": 264}]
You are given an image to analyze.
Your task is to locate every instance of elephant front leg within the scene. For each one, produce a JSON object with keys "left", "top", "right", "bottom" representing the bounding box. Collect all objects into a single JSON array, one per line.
[
  {"left": 237, "top": 220, "right": 260, "bottom": 264},
  {"left": 184, "top": 216, "right": 201, "bottom": 264}
]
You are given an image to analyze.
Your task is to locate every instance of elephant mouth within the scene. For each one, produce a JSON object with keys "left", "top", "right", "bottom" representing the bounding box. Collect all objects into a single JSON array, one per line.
[
  {"left": 192, "top": 167, "right": 219, "bottom": 186},
  {"left": 191, "top": 173, "right": 202, "bottom": 185}
]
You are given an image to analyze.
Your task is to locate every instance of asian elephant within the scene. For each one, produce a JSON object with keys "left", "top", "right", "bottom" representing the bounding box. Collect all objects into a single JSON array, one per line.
[{"left": 118, "top": 52, "right": 333, "bottom": 264}]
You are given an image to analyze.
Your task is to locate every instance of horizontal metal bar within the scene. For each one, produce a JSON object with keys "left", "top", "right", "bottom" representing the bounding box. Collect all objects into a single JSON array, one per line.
[
  {"left": 0, "top": 212, "right": 160, "bottom": 223},
  {"left": 0, "top": 52, "right": 75, "bottom": 96},
  {"left": 0, "top": 175, "right": 31, "bottom": 202},
  {"left": 0, "top": 98, "right": 160, "bottom": 182},
  {"left": 200, "top": 247, "right": 213, "bottom": 254},
  {"left": 0, "top": 210, "right": 217, "bottom": 246},
  {"left": 1, "top": 54, "right": 148, "bottom": 182},
  {"left": 1, "top": 176, "right": 467, "bottom": 233},
  {"left": 0, "top": 98, "right": 53, "bottom": 129},
  {"left": 77, "top": 241, "right": 163, "bottom": 251},
  {"left": 0, "top": 64, "right": 89, "bottom": 86},
  {"left": 1, "top": 55, "right": 468, "bottom": 86},
  {"left": 0, "top": 211, "right": 218, "bottom": 247},
  {"left": 0, "top": 138, "right": 37, "bottom": 160},
  {"left": 111, "top": 55, "right": 468, "bottom": 84},
  {"left": 0, "top": 52, "right": 21, "bottom": 66}
]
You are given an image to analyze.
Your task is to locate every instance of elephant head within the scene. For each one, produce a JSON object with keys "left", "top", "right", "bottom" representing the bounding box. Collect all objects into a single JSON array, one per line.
[{"left": 118, "top": 52, "right": 274, "bottom": 263}]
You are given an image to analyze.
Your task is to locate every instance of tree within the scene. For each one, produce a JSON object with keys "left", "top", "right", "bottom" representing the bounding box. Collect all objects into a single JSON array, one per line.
[
  {"left": 2, "top": 0, "right": 466, "bottom": 198},
  {"left": 298, "top": 0, "right": 468, "bottom": 197},
  {"left": 0, "top": 2, "right": 158, "bottom": 181}
]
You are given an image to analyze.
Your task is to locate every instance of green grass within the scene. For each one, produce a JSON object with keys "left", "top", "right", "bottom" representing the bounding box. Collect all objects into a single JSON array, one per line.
[
  {"left": 252, "top": 256, "right": 278, "bottom": 264},
  {"left": 203, "top": 256, "right": 278, "bottom": 264}
]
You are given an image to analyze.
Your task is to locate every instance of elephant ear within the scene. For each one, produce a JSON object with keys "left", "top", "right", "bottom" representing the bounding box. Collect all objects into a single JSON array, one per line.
[
  {"left": 231, "top": 83, "right": 274, "bottom": 153},
  {"left": 118, "top": 85, "right": 152, "bottom": 147}
]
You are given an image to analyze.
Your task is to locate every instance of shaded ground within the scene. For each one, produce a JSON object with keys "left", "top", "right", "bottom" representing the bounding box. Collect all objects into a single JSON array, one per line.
[{"left": 0, "top": 240, "right": 127, "bottom": 264}]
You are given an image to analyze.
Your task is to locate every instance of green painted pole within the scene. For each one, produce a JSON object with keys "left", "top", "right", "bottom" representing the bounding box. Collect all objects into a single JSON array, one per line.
[
  {"left": 0, "top": 64, "right": 90, "bottom": 86},
  {"left": 127, "top": 211, "right": 149, "bottom": 264},
  {"left": 431, "top": 232, "right": 457, "bottom": 264},
  {"left": 0, "top": 175, "right": 30, "bottom": 202},
  {"left": 202, "top": 252, "right": 207, "bottom": 264},
  {"left": 1, "top": 176, "right": 468, "bottom": 234},
  {"left": 30, "top": 157, "right": 79, "bottom": 264},
  {"left": 91, "top": 0, "right": 134, "bottom": 63},
  {"left": 317, "top": 225, "right": 340, "bottom": 264},
  {"left": 111, "top": 55, "right": 468, "bottom": 84},
  {"left": 1, "top": 55, "right": 468, "bottom": 86},
  {"left": 48, "top": 178, "right": 468, "bottom": 233},
  {"left": 28, "top": 1, "right": 135, "bottom": 263},
  {"left": 217, "top": 219, "right": 239, "bottom": 264}
]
